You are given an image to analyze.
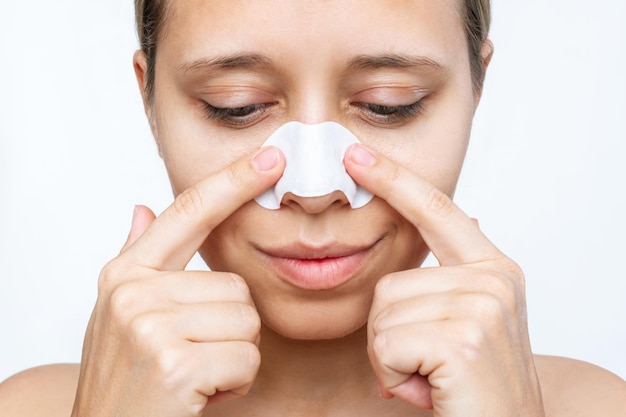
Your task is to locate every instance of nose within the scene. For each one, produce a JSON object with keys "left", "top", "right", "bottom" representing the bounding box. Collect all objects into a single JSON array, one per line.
[{"left": 281, "top": 190, "right": 351, "bottom": 214}]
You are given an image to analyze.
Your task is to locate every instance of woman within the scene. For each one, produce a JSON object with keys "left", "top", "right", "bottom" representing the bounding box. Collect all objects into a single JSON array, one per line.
[{"left": 1, "top": 1, "right": 624, "bottom": 416}]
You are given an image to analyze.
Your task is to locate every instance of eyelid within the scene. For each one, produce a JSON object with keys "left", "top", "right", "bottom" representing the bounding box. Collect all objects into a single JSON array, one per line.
[
  {"left": 203, "top": 102, "right": 264, "bottom": 115},
  {"left": 351, "top": 99, "right": 426, "bottom": 125},
  {"left": 201, "top": 101, "right": 277, "bottom": 128},
  {"left": 194, "top": 82, "right": 281, "bottom": 107},
  {"left": 351, "top": 86, "right": 429, "bottom": 106},
  {"left": 200, "top": 92, "right": 274, "bottom": 108}
]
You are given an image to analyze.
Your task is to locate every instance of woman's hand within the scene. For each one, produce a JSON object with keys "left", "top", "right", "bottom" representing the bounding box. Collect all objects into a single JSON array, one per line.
[
  {"left": 72, "top": 147, "right": 285, "bottom": 417},
  {"left": 345, "top": 144, "right": 545, "bottom": 417}
]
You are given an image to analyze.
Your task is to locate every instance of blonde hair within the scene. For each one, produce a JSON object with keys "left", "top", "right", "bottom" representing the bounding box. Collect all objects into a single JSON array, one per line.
[{"left": 135, "top": 0, "right": 491, "bottom": 99}]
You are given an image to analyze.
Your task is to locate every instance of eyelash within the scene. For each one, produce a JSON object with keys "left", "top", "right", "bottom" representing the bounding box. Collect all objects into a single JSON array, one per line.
[
  {"left": 202, "top": 102, "right": 272, "bottom": 126},
  {"left": 201, "top": 99, "right": 425, "bottom": 127},
  {"left": 353, "top": 100, "right": 425, "bottom": 124}
]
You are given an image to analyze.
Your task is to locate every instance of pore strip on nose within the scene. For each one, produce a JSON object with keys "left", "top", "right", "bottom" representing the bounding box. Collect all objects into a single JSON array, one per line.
[{"left": 254, "top": 121, "right": 374, "bottom": 210}]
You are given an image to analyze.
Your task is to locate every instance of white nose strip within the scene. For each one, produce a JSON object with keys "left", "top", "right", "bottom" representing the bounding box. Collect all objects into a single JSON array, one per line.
[{"left": 254, "top": 121, "right": 374, "bottom": 210}]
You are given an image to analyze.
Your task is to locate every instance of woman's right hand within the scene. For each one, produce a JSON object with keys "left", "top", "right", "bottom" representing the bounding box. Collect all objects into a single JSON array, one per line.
[{"left": 71, "top": 147, "right": 285, "bottom": 417}]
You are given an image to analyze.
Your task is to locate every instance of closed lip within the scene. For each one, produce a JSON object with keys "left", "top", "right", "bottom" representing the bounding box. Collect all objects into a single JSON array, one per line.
[
  {"left": 257, "top": 239, "right": 381, "bottom": 290},
  {"left": 260, "top": 241, "right": 377, "bottom": 260}
]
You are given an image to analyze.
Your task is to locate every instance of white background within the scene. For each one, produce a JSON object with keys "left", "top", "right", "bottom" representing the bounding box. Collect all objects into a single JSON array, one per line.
[{"left": 1, "top": 1, "right": 625, "bottom": 382}]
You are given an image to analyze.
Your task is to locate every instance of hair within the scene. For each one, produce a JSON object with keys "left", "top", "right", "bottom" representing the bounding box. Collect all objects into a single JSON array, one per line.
[
  {"left": 135, "top": 0, "right": 491, "bottom": 100},
  {"left": 464, "top": 0, "right": 492, "bottom": 92}
]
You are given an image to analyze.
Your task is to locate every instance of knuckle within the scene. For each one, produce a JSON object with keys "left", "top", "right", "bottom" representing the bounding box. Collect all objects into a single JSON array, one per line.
[
  {"left": 371, "top": 332, "right": 389, "bottom": 361},
  {"left": 157, "top": 348, "right": 186, "bottom": 390},
  {"left": 370, "top": 309, "right": 388, "bottom": 336},
  {"left": 425, "top": 185, "right": 455, "bottom": 217},
  {"left": 225, "top": 273, "right": 253, "bottom": 304},
  {"left": 384, "top": 162, "right": 401, "bottom": 186},
  {"left": 238, "top": 304, "right": 261, "bottom": 338},
  {"left": 503, "top": 259, "right": 526, "bottom": 289},
  {"left": 471, "top": 292, "right": 506, "bottom": 325},
  {"left": 239, "top": 342, "right": 261, "bottom": 372},
  {"left": 226, "top": 162, "right": 247, "bottom": 189},
  {"left": 382, "top": 164, "right": 403, "bottom": 201},
  {"left": 482, "top": 263, "right": 525, "bottom": 313},
  {"left": 128, "top": 312, "right": 162, "bottom": 342},
  {"left": 373, "top": 273, "right": 396, "bottom": 303},
  {"left": 227, "top": 273, "right": 248, "bottom": 293},
  {"left": 494, "top": 275, "right": 519, "bottom": 309},
  {"left": 454, "top": 320, "right": 486, "bottom": 363},
  {"left": 371, "top": 332, "right": 400, "bottom": 373},
  {"left": 97, "top": 260, "right": 126, "bottom": 293},
  {"left": 108, "top": 281, "right": 142, "bottom": 321},
  {"left": 173, "top": 185, "right": 204, "bottom": 219}
]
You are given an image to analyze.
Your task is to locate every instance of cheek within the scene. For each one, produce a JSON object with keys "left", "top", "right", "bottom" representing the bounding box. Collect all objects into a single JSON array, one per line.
[
  {"left": 407, "top": 125, "right": 470, "bottom": 196},
  {"left": 199, "top": 204, "right": 255, "bottom": 271},
  {"left": 363, "top": 126, "right": 470, "bottom": 198},
  {"left": 152, "top": 89, "right": 276, "bottom": 195},
  {"left": 361, "top": 93, "right": 474, "bottom": 196},
  {"left": 156, "top": 125, "right": 258, "bottom": 196}
]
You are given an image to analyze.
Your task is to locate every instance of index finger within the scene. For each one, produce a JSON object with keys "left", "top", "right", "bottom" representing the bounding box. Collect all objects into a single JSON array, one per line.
[
  {"left": 344, "top": 144, "right": 501, "bottom": 266},
  {"left": 124, "top": 146, "right": 285, "bottom": 271}
]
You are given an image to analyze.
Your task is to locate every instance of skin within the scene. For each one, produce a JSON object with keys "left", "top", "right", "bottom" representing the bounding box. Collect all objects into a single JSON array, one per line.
[{"left": 1, "top": 1, "right": 625, "bottom": 417}]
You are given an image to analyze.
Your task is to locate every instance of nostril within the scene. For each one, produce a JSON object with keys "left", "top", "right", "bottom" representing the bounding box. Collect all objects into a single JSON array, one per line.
[
  {"left": 281, "top": 190, "right": 350, "bottom": 214},
  {"left": 254, "top": 121, "right": 373, "bottom": 210}
]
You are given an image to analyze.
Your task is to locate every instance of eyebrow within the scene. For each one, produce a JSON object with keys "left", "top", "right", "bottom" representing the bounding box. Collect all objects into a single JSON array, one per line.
[
  {"left": 347, "top": 54, "right": 447, "bottom": 72},
  {"left": 177, "top": 52, "right": 447, "bottom": 75},
  {"left": 177, "top": 53, "right": 274, "bottom": 73}
]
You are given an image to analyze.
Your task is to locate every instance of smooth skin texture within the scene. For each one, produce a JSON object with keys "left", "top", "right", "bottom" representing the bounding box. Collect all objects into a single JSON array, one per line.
[
  {"left": 2, "top": 148, "right": 625, "bottom": 416},
  {"left": 1, "top": 1, "right": 625, "bottom": 416}
]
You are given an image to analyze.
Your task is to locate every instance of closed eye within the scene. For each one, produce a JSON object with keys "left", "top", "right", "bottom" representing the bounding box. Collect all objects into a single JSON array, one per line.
[
  {"left": 353, "top": 100, "right": 425, "bottom": 124},
  {"left": 202, "top": 102, "right": 275, "bottom": 127}
]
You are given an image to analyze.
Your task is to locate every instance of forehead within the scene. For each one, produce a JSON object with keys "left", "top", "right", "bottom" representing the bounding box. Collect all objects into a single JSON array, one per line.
[{"left": 160, "top": 0, "right": 467, "bottom": 70}]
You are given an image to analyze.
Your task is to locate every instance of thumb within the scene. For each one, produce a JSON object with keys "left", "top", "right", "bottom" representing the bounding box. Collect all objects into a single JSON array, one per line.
[
  {"left": 384, "top": 374, "right": 433, "bottom": 409},
  {"left": 121, "top": 205, "right": 157, "bottom": 252}
]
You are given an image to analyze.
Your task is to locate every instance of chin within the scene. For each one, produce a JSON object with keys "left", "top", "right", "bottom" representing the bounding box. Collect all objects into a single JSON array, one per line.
[
  {"left": 264, "top": 319, "right": 366, "bottom": 342},
  {"left": 256, "top": 294, "right": 372, "bottom": 341}
]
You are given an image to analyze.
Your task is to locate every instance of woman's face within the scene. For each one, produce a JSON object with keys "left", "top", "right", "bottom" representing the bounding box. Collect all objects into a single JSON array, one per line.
[{"left": 139, "top": 0, "right": 481, "bottom": 340}]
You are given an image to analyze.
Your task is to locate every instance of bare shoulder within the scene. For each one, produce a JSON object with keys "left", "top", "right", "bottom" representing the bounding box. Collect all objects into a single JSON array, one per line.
[
  {"left": 535, "top": 355, "right": 626, "bottom": 417},
  {"left": 0, "top": 364, "right": 80, "bottom": 417}
]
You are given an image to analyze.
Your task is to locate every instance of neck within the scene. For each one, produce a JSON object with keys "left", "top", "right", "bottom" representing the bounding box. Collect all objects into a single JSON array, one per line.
[
  {"left": 253, "top": 325, "right": 378, "bottom": 409},
  {"left": 204, "top": 325, "right": 429, "bottom": 417}
]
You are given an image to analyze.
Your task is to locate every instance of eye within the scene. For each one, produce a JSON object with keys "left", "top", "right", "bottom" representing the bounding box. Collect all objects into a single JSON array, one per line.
[
  {"left": 353, "top": 100, "right": 425, "bottom": 125},
  {"left": 202, "top": 102, "right": 274, "bottom": 127}
]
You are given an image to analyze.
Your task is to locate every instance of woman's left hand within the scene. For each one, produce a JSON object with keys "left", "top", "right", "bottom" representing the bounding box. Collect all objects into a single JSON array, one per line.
[{"left": 345, "top": 144, "right": 545, "bottom": 417}]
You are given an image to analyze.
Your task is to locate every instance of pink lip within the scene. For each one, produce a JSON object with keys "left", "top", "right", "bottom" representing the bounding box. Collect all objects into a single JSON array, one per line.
[{"left": 258, "top": 242, "right": 378, "bottom": 290}]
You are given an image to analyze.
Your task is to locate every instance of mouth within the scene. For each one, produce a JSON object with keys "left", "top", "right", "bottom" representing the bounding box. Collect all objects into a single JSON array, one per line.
[{"left": 257, "top": 239, "right": 382, "bottom": 291}]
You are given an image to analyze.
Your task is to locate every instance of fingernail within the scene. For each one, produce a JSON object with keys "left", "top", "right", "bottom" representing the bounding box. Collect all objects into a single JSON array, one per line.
[
  {"left": 377, "top": 381, "right": 386, "bottom": 398},
  {"left": 348, "top": 144, "right": 376, "bottom": 166},
  {"left": 252, "top": 147, "right": 280, "bottom": 171},
  {"left": 377, "top": 381, "right": 394, "bottom": 400},
  {"left": 131, "top": 205, "right": 140, "bottom": 225}
]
